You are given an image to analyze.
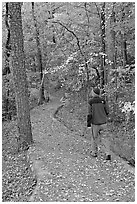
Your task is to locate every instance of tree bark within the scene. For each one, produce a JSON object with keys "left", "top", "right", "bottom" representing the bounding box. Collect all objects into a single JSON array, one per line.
[
  {"left": 31, "top": 2, "right": 46, "bottom": 105},
  {"left": 121, "top": 6, "right": 128, "bottom": 68},
  {"left": 110, "top": 4, "right": 116, "bottom": 70},
  {"left": 3, "top": 3, "right": 11, "bottom": 76},
  {"left": 8, "top": 2, "right": 33, "bottom": 150},
  {"left": 110, "top": 5, "right": 118, "bottom": 115},
  {"left": 3, "top": 3, "right": 12, "bottom": 120},
  {"left": 100, "top": 2, "right": 106, "bottom": 88},
  {"left": 121, "top": 33, "right": 128, "bottom": 68}
]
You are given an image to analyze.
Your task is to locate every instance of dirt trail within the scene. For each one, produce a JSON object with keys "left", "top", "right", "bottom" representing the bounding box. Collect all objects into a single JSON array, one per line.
[{"left": 28, "top": 98, "right": 135, "bottom": 202}]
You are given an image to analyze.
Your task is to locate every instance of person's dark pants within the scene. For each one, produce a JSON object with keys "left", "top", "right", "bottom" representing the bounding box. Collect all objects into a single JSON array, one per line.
[{"left": 90, "top": 123, "right": 110, "bottom": 155}]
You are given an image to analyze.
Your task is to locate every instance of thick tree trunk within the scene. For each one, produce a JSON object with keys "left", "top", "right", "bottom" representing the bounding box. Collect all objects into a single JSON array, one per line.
[
  {"left": 8, "top": 2, "right": 33, "bottom": 150},
  {"left": 3, "top": 3, "right": 11, "bottom": 76},
  {"left": 31, "top": 2, "right": 45, "bottom": 105},
  {"left": 3, "top": 3, "right": 12, "bottom": 120}
]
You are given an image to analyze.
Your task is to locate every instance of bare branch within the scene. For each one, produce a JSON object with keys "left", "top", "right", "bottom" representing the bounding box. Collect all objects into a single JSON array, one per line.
[
  {"left": 84, "top": 2, "right": 90, "bottom": 33},
  {"left": 52, "top": 20, "right": 85, "bottom": 58},
  {"left": 94, "top": 2, "right": 101, "bottom": 19}
]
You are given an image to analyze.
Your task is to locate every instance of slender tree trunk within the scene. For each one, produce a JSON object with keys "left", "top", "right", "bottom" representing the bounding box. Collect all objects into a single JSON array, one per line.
[
  {"left": 110, "top": 4, "right": 116, "bottom": 70},
  {"left": 8, "top": 2, "right": 33, "bottom": 150},
  {"left": 31, "top": 2, "right": 46, "bottom": 105},
  {"left": 110, "top": 4, "right": 118, "bottom": 101},
  {"left": 100, "top": 2, "right": 106, "bottom": 88},
  {"left": 121, "top": 33, "right": 128, "bottom": 68},
  {"left": 123, "top": 38, "right": 128, "bottom": 64},
  {"left": 110, "top": 4, "right": 119, "bottom": 117},
  {"left": 39, "top": 72, "right": 50, "bottom": 104},
  {"left": 121, "top": 6, "right": 128, "bottom": 68}
]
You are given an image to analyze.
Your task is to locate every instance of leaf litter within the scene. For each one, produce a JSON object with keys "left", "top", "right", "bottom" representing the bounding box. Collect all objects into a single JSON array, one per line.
[
  {"left": 28, "top": 102, "right": 135, "bottom": 202},
  {"left": 2, "top": 121, "right": 37, "bottom": 202}
]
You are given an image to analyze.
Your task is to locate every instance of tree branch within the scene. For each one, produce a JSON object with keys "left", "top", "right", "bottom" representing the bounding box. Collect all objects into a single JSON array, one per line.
[
  {"left": 52, "top": 20, "right": 85, "bottom": 58},
  {"left": 84, "top": 2, "right": 90, "bottom": 35},
  {"left": 94, "top": 3, "right": 101, "bottom": 19}
]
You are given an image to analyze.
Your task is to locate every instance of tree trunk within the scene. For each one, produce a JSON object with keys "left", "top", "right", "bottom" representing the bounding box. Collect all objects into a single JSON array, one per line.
[
  {"left": 109, "top": 4, "right": 119, "bottom": 117},
  {"left": 110, "top": 4, "right": 116, "bottom": 70},
  {"left": 3, "top": 3, "right": 11, "bottom": 76},
  {"left": 100, "top": 2, "right": 106, "bottom": 88},
  {"left": 3, "top": 3, "right": 12, "bottom": 120},
  {"left": 8, "top": 2, "right": 33, "bottom": 151},
  {"left": 121, "top": 6, "right": 128, "bottom": 68},
  {"left": 39, "top": 73, "right": 50, "bottom": 105},
  {"left": 110, "top": 4, "right": 118, "bottom": 101},
  {"left": 121, "top": 33, "right": 128, "bottom": 68},
  {"left": 31, "top": 2, "right": 45, "bottom": 105},
  {"left": 85, "top": 60, "right": 90, "bottom": 100}
]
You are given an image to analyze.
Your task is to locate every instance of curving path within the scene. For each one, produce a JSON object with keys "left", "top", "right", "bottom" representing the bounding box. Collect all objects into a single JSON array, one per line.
[{"left": 28, "top": 97, "right": 135, "bottom": 202}]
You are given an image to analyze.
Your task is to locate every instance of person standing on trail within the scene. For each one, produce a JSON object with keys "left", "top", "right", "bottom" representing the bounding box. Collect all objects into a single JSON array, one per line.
[{"left": 87, "top": 87, "right": 111, "bottom": 160}]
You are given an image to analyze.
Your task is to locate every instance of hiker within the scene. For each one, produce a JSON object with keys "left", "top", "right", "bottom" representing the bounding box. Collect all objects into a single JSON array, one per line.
[{"left": 87, "top": 87, "right": 111, "bottom": 160}]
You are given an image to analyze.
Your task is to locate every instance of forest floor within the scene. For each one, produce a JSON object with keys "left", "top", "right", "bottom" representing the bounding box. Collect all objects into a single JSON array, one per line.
[
  {"left": 2, "top": 89, "right": 135, "bottom": 202},
  {"left": 28, "top": 94, "right": 134, "bottom": 202},
  {"left": 2, "top": 121, "right": 37, "bottom": 202}
]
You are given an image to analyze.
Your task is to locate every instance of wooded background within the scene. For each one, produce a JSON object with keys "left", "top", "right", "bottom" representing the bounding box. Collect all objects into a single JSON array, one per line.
[
  {"left": 2, "top": 3, "right": 135, "bottom": 202},
  {"left": 2, "top": 2, "right": 135, "bottom": 152}
]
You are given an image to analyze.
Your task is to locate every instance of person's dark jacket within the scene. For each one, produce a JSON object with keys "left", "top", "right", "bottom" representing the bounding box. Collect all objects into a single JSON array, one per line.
[{"left": 87, "top": 96, "right": 109, "bottom": 126}]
